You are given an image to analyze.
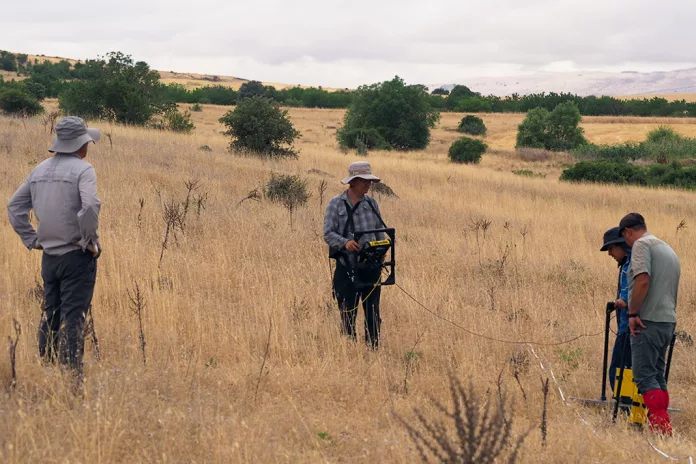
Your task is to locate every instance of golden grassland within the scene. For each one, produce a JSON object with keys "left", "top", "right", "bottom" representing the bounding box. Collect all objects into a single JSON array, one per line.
[
  {"left": 1, "top": 107, "right": 696, "bottom": 463},
  {"left": 620, "top": 94, "right": 696, "bottom": 103}
]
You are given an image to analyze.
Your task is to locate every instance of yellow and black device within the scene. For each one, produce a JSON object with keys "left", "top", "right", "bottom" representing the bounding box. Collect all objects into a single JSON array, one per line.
[
  {"left": 613, "top": 367, "right": 647, "bottom": 425},
  {"left": 569, "top": 302, "right": 680, "bottom": 422},
  {"left": 350, "top": 228, "right": 396, "bottom": 289}
]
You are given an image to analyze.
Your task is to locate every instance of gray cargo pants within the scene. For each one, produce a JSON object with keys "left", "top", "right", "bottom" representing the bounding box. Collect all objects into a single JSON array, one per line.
[
  {"left": 39, "top": 249, "right": 97, "bottom": 373},
  {"left": 630, "top": 321, "right": 676, "bottom": 393}
]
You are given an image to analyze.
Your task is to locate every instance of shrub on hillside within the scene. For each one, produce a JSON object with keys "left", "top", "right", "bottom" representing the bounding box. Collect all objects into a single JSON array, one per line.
[
  {"left": 516, "top": 102, "right": 587, "bottom": 151},
  {"left": 448, "top": 137, "right": 487, "bottom": 164},
  {"left": 219, "top": 97, "right": 300, "bottom": 158},
  {"left": 163, "top": 109, "right": 195, "bottom": 133},
  {"left": 432, "top": 87, "right": 449, "bottom": 95},
  {"left": 647, "top": 125, "right": 680, "bottom": 143},
  {"left": 457, "top": 115, "right": 487, "bottom": 135},
  {"left": 0, "top": 88, "right": 44, "bottom": 116},
  {"left": 264, "top": 173, "right": 310, "bottom": 227},
  {"left": 337, "top": 76, "right": 440, "bottom": 151},
  {"left": 190, "top": 103, "right": 202, "bottom": 112},
  {"left": 561, "top": 159, "right": 696, "bottom": 190},
  {"left": 561, "top": 161, "right": 647, "bottom": 185}
]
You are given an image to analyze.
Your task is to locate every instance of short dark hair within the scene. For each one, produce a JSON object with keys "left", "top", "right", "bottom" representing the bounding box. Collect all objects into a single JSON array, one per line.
[{"left": 619, "top": 212, "right": 647, "bottom": 234}]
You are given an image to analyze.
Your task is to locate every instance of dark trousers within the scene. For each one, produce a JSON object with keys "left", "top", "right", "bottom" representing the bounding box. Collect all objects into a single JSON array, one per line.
[
  {"left": 631, "top": 321, "right": 676, "bottom": 393},
  {"left": 609, "top": 332, "right": 632, "bottom": 392},
  {"left": 39, "top": 250, "right": 97, "bottom": 372},
  {"left": 333, "top": 263, "right": 381, "bottom": 348}
]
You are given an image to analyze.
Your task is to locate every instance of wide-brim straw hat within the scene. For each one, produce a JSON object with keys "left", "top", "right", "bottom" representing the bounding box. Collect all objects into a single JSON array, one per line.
[{"left": 341, "top": 161, "right": 381, "bottom": 184}]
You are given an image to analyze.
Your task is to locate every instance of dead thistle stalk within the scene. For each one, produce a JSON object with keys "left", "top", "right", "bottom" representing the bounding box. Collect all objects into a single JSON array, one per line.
[
  {"left": 8, "top": 319, "right": 21, "bottom": 390},
  {"left": 253, "top": 323, "right": 272, "bottom": 402},
  {"left": 128, "top": 283, "right": 147, "bottom": 365},
  {"left": 540, "top": 377, "right": 550, "bottom": 447},
  {"left": 318, "top": 179, "right": 328, "bottom": 210},
  {"left": 83, "top": 306, "right": 101, "bottom": 362},
  {"left": 159, "top": 199, "right": 184, "bottom": 268}
]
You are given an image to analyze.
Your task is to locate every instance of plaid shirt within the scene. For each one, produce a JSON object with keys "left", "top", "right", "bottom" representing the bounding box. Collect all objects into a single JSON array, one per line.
[{"left": 323, "top": 191, "right": 385, "bottom": 250}]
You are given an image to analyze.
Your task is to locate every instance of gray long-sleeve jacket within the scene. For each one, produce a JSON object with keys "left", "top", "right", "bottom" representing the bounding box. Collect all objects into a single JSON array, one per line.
[{"left": 8, "top": 153, "right": 101, "bottom": 256}]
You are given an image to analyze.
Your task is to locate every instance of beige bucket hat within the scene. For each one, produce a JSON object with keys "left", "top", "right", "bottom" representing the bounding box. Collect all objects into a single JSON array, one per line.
[
  {"left": 49, "top": 116, "right": 101, "bottom": 153},
  {"left": 341, "top": 161, "right": 381, "bottom": 184}
]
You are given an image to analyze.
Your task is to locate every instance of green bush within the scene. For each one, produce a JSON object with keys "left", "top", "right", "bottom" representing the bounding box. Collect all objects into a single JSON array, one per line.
[
  {"left": 516, "top": 102, "right": 587, "bottom": 151},
  {"left": 572, "top": 127, "right": 696, "bottom": 163},
  {"left": 0, "top": 88, "right": 43, "bottom": 116},
  {"left": 448, "top": 137, "right": 487, "bottom": 164},
  {"left": 512, "top": 170, "right": 546, "bottom": 178},
  {"left": 647, "top": 125, "right": 680, "bottom": 143},
  {"left": 457, "top": 115, "right": 487, "bottom": 135},
  {"left": 219, "top": 97, "right": 300, "bottom": 158},
  {"left": 163, "top": 109, "right": 195, "bottom": 133},
  {"left": 337, "top": 127, "right": 390, "bottom": 151},
  {"left": 337, "top": 76, "right": 439, "bottom": 151},
  {"left": 264, "top": 173, "right": 310, "bottom": 227},
  {"left": 432, "top": 88, "right": 449, "bottom": 95},
  {"left": 560, "top": 160, "right": 696, "bottom": 190},
  {"left": 190, "top": 103, "right": 202, "bottom": 112}
]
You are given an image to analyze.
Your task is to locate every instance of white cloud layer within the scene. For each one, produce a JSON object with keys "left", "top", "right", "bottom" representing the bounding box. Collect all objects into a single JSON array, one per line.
[{"left": 2, "top": 0, "right": 694, "bottom": 88}]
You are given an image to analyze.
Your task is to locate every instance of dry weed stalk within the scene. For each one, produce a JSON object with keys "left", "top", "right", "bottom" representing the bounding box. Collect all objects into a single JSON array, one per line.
[
  {"left": 195, "top": 192, "right": 208, "bottom": 215},
  {"left": 318, "top": 179, "right": 328, "bottom": 210},
  {"left": 253, "top": 323, "right": 272, "bottom": 402},
  {"left": 137, "top": 198, "right": 145, "bottom": 229},
  {"left": 8, "top": 319, "right": 21, "bottom": 390},
  {"left": 540, "top": 377, "right": 550, "bottom": 448},
  {"left": 41, "top": 110, "right": 60, "bottom": 134},
  {"left": 398, "top": 375, "right": 529, "bottom": 463},
  {"left": 509, "top": 350, "right": 529, "bottom": 402},
  {"left": 181, "top": 178, "right": 201, "bottom": 230},
  {"left": 676, "top": 219, "right": 687, "bottom": 234},
  {"left": 403, "top": 331, "right": 425, "bottom": 394},
  {"left": 128, "top": 283, "right": 147, "bottom": 365},
  {"left": 105, "top": 132, "right": 113, "bottom": 149},
  {"left": 159, "top": 199, "right": 185, "bottom": 268},
  {"left": 237, "top": 188, "right": 261, "bottom": 206}
]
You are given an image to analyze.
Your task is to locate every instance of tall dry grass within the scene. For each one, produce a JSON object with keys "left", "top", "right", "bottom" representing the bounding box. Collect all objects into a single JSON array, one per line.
[{"left": 1, "top": 108, "right": 695, "bottom": 463}]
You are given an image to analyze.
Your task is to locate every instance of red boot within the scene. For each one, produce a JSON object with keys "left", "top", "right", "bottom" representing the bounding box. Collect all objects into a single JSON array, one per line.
[{"left": 644, "top": 389, "right": 672, "bottom": 435}]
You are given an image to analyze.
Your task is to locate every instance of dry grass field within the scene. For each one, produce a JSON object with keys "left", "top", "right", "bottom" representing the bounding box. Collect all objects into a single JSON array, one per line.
[{"left": 1, "top": 106, "right": 696, "bottom": 463}]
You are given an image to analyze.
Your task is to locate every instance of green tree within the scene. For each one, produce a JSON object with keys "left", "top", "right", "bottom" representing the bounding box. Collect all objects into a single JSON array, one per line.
[
  {"left": 446, "top": 84, "right": 479, "bottom": 109},
  {"left": 516, "top": 102, "right": 587, "bottom": 151},
  {"left": 457, "top": 115, "right": 487, "bottom": 136},
  {"left": 432, "top": 87, "right": 450, "bottom": 95},
  {"left": 59, "top": 52, "right": 170, "bottom": 125},
  {"left": 545, "top": 101, "right": 587, "bottom": 150},
  {"left": 448, "top": 137, "right": 487, "bottom": 164},
  {"left": 219, "top": 97, "right": 300, "bottom": 158},
  {"left": 0, "top": 51, "right": 17, "bottom": 72},
  {"left": 237, "top": 80, "right": 266, "bottom": 102},
  {"left": 0, "top": 88, "right": 43, "bottom": 116},
  {"left": 337, "top": 76, "right": 440, "bottom": 151}
]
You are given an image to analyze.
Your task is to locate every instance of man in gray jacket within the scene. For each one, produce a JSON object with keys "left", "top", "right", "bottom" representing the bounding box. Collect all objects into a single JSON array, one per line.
[{"left": 8, "top": 116, "right": 101, "bottom": 376}]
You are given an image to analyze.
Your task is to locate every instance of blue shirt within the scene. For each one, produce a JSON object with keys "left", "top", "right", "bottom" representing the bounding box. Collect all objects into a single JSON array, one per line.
[{"left": 616, "top": 253, "right": 631, "bottom": 334}]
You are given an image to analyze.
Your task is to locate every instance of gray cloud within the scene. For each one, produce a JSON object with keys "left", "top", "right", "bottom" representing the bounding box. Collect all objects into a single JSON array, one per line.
[{"left": 1, "top": 0, "right": 694, "bottom": 88}]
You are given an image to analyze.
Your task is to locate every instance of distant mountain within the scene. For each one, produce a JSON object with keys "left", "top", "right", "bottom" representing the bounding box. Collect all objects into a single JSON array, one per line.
[{"left": 433, "top": 68, "right": 696, "bottom": 97}]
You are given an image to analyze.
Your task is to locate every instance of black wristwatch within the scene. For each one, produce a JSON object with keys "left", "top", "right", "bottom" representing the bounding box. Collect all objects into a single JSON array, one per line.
[{"left": 628, "top": 313, "right": 640, "bottom": 318}]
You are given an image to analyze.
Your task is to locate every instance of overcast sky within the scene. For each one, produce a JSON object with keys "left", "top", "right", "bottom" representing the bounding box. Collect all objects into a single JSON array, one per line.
[{"left": 2, "top": 0, "right": 694, "bottom": 88}]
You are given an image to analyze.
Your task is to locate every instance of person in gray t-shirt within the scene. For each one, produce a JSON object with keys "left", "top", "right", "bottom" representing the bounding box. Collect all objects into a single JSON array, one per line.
[
  {"left": 8, "top": 116, "right": 101, "bottom": 380},
  {"left": 619, "top": 213, "right": 679, "bottom": 435}
]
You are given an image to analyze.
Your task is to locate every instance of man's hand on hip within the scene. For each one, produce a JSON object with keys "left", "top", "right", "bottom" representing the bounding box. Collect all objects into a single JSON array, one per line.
[{"left": 629, "top": 316, "right": 646, "bottom": 336}]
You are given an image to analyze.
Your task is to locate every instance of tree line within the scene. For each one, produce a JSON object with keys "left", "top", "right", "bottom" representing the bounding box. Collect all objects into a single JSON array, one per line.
[{"left": 1, "top": 49, "right": 695, "bottom": 119}]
